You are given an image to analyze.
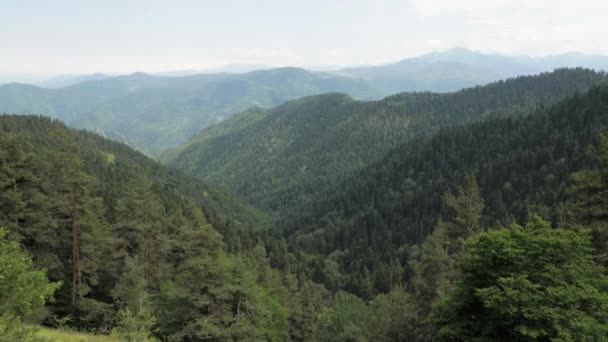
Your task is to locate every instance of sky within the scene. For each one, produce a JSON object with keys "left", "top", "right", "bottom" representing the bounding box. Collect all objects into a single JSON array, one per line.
[{"left": 1, "top": 0, "right": 607, "bottom": 79}]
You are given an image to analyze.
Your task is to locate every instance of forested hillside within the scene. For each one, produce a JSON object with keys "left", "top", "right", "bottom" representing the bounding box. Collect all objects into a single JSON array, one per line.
[
  {"left": 4, "top": 84, "right": 608, "bottom": 341},
  {"left": 4, "top": 49, "right": 608, "bottom": 157},
  {"left": 0, "top": 68, "right": 378, "bottom": 155},
  {"left": 273, "top": 84, "right": 608, "bottom": 300},
  {"left": 165, "top": 68, "right": 607, "bottom": 214},
  {"left": 208, "top": 82, "right": 608, "bottom": 340},
  {"left": 0, "top": 115, "right": 299, "bottom": 340}
]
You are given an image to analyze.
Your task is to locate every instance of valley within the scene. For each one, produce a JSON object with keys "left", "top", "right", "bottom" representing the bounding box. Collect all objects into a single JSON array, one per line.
[{"left": 2, "top": 5, "right": 608, "bottom": 338}]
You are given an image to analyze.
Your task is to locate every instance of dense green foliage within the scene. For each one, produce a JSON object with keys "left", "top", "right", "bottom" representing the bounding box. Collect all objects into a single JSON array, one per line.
[
  {"left": 0, "top": 228, "right": 60, "bottom": 341},
  {"left": 572, "top": 133, "right": 608, "bottom": 267},
  {"left": 307, "top": 131, "right": 608, "bottom": 340},
  {"left": 166, "top": 68, "right": 607, "bottom": 214},
  {"left": 433, "top": 219, "right": 608, "bottom": 340},
  {"left": 4, "top": 68, "right": 608, "bottom": 341},
  {"left": 0, "top": 68, "right": 378, "bottom": 155},
  {"left": 0, "top": 116, "right": 322, "bottom": 340},
  {"left": 313, "top": 289, "right": 416, "bottom": 342},
  {"left": 272, "top": 84, "right": 608, "bottom": 300}
]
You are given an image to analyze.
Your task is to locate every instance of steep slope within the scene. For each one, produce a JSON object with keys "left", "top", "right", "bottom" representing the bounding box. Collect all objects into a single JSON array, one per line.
[
  {"left": 0, "top": 114, "right": 291, "bottom": 340},
  {"left": 165, "top": 69, "right": 607, "bottom": 213},
  {"left": 277, "top": 84, "right": 608, "bottom": 297},
  {"left": 339, "top": 48, "right": 608, "bottom": 94},
  {"left": 0, "top": 68, "right": 378, "bottom": 154},
  {"left": 0, "top": 114, "right": 268, "bottom": 229}
]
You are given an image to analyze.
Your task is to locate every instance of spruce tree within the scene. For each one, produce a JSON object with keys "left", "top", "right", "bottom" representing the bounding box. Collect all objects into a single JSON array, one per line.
[{"left": 572, "top": 132, "right": 608, "bottom": 266}]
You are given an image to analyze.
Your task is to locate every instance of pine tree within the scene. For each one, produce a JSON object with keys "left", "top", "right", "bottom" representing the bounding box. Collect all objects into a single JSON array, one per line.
[
  {"left": 47, "top": 129, "right": 109, "bottom": 326},
  {"left": 112, "top": 177, "right": 167, "bottom": 290},
  {"left": 0, "top": 133, "right": 53, "bottom": 256},
  {"left": 0, "top": 133, "right": 31, "bottom": 234},
  {"left": 111, "top": 256, "right": 156, "bottom": 341},
  {"left": 442, "top": 175, "right": 485, "bottom": 254},
  {"left": 409, "top": 222, "right": 454, "bottom": 340},
  {"left": 572, "top": 133, "right": 608, "bottom": 266}
]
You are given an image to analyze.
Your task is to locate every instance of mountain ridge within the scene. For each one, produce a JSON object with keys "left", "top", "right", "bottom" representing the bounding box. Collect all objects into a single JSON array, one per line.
[
  {"left": 0, "top": 68, "right": 378, "bottom": 155},
  {"left": 165, "top": 68, "right": 607, "bottom": 214}
]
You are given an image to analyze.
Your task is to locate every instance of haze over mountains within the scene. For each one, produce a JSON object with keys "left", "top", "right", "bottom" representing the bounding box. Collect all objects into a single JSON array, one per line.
[
  {"left": 2, "top": 48, "right": 608, "bottom": 156},
  {"left": 163, "top": 69, "right": 607, "bottom": 213},
  {"left": 0, "top": 68, "right": 377, "bottom": 154},
  {"left": 5, "top": 48, "right": 608, "bottom": 339},
  {"left": 338, "top": 48, "right": 608, "bottom": 93},
  {"left": 5, "top": 0, "right": 608, "bottom": 339}
]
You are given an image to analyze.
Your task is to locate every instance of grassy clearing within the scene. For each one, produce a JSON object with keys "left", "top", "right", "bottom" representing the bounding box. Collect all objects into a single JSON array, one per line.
[{"left": 36, "top": 327, "right": 120, "bottom": 342}]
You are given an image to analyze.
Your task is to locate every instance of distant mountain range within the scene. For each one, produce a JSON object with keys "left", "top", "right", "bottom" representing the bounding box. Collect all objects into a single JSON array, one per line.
[
  {"left": 0, "top": 68, "right": 377, "bottom": 155},
  {"left": 35, "top": 73, "right": 112, "bottom": 88},
  {"left": 336, "top": 48, "right": 608, "bottom": 93},
  {"left": 1, "top": 48, "right": 607, "bottom": 155}
]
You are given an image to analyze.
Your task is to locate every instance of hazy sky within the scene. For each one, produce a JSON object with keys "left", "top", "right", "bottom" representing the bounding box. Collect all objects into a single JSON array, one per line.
[{"left": 1, "top": 0, "right": 607, "bottom": 77}]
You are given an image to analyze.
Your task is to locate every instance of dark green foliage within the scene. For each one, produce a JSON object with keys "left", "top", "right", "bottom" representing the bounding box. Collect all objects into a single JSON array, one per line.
[
  {"left": 0, "top": 115, "right": 290, "bottom": 340},
  {"left": 166, "top": 68, "right": 606, "bottom": 214},
  {"left": 407, "top": 178, "right": 482, "bottom": 340},
  {"left": 432, "top": 218, "right": 608, "bottom": 341},
  {"left": 280, "top": 84, "right": 608, "bottom": 296},
  {"left": 572, "top": 132, "right": 608, "bottom": 266},
  {"left": 287, "top": 278, "right": 330, "bottom": 341},
  {"left": 4, "top": 69, "right": 608, "bottom": 341}
]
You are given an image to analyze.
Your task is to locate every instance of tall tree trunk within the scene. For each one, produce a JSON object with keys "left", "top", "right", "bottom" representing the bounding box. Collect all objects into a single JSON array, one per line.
[{"left": 71, "top": 199, "right": 81, "bottom": 316}]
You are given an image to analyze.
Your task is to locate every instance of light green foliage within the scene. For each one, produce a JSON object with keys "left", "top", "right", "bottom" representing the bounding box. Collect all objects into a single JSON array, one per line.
[
  {"left": 113, "top": 308, "right": 157, "bottom": 342},
  {"left": 443, "top": 175, "right": 485, "bottom": 243},
  {"left": 314, "top": 288, "right": 417, "bottom": 342},
  {"left": 409, "top": 223, "right": 454, "bottom": 340},
  {"left": 313, "top": 292, "right": 374, "bottom": 342},
  {"left": 102, "top": 152, "right": 116, "bottom": 164},
  {"left": 432, "top": 218, "right": 608, "bottom": 341},
  {"left": 0, "top": 228, "right": 60, "bottom": 341},
  {"left": 37, "top": 326, "right": 120, "bottom": 341}
]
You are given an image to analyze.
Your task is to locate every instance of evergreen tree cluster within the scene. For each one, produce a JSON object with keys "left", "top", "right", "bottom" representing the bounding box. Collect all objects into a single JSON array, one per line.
[
  {"left": 0, "top": 115, "right": 314, "bottom": 340},
  {"left": 166, "top": 68, "right": 607, "bottom": 214},
  {"left": 276, "top": 85, "right": 608, "bottom": 299},
  {"left": 3, "top": 70, "right": 608, "bottom": 341}
]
